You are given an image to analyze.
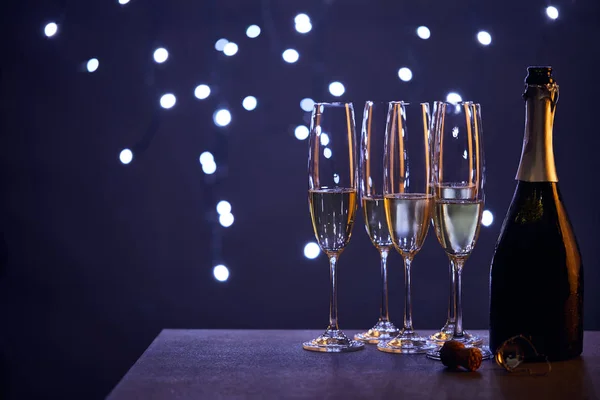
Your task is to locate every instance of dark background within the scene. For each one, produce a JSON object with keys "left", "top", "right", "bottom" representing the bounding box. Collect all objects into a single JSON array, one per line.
[{"left": 1, "top": 0, "right": 599, "bottom": 399}]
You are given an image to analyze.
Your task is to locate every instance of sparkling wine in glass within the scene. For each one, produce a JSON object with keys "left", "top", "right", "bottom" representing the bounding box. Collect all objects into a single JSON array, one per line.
[
  {"left": 303, "top": 102, "right": 364, "bottom": 353},
  {"left": 426, "top": 101, "right": 492, "bottom": 360},
  {"left": 354, "top": 102, "right": 400, "bottom": 344},
  {"left": 376, "top": 102, "right": 436, "bottom": 354}
]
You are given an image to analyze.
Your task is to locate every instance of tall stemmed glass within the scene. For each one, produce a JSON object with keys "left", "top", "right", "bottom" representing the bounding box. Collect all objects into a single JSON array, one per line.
[
  {"left": 303, "top": 102, "right": 364, "bottom": 353},
  {"left": 354, "top": 102, "right": 400, "bottom": 344},
  {"left": 377, "top": 102, "right": 436, "bottom": 354},
  {"left": 426, "top": 101, "right": 492, "bottom": 359}
]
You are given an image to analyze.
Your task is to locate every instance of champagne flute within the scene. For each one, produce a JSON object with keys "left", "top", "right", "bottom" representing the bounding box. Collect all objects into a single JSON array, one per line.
[
  {"left": 426, "top": 101, "right": 492, "bottom": 359},
  {"left": 303, "top": 102, "right": 364, "bottom": 353},
  {"left": 377, "top": 102, "right": 436, "bottom": 354},
  {"left": 354, "top": 101, "right": 400, "bottom": 344}
]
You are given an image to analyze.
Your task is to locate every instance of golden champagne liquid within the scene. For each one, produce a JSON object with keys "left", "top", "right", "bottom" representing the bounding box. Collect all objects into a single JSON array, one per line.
[
  {"left": 309, "top": 188, "right": 357, "bottom": 253},
  {"left": 384, "top": 194, "right": 432, "bottom": 257},
  {"left": 433, "top": 199, "right": 483, "bottom": 257},
  {"left": 362, "top": 197, "right": 393, "bottom": 249}
]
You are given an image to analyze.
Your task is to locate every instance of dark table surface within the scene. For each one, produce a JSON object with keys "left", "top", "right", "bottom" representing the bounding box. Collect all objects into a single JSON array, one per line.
[{"left": 106, "top": 330, "right": 600, "bottom": 399}]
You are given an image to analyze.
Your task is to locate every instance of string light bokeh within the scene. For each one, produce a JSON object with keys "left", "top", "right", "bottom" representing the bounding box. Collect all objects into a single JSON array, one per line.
[
  {"left": 33, "top": 3, "right": 569, "bottom": 281},
  {"left": 36, "top": 3, "right": 568, "bottom": 289}
]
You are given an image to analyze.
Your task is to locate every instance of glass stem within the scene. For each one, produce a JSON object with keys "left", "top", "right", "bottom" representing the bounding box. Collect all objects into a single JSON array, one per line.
[
  {"left": 453, "top": 257, "right": 465, "bottom": 338},
  {"left": 402, "top": 255, "right": 414, "bottom": 332},
  {"left": 327, "top": 253, "right": 339, "bottom": 331},
  {"left": 379, "top": 248, "right": 390, "bottom": 323},
  {"left": 448, "top": 259, "right": 457, "bottom": 323}
]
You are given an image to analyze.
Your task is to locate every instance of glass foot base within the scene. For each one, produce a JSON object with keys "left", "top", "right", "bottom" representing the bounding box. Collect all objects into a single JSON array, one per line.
[
  {"left": 426, "top": 345, "right": 494, "bottom": 361},
  {"left": 429, "top": 322, "right": 455, "bottom": 342},
  {"left": 303, "top": 329, "right": 365, "bottom": 353},
  {"left": 429, "top": 329, "right": 483, "bottom": 346},
  {"left": 354, "top": 321, "right": 400, "bottom": 344},
  {"left": 377, "top": 330, "right": 436, "bottom": 354}
]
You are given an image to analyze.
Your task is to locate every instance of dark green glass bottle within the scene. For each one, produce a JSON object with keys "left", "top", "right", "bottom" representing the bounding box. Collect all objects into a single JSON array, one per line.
[{"left": 489, "top": 66, "right": 584, "bottom": 361}]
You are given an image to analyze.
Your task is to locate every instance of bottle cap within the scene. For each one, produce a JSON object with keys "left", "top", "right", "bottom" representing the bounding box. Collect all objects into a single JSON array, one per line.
[{"left": 525, "top": 66, "right": 554, "bottom": 85}]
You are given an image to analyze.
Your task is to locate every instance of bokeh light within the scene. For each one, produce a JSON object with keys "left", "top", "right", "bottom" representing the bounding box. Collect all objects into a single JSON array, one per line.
[
  {"left": 304, "top": 242, "right": 320, "bottom": 259},
  {"left": 477, "top": 31, "right": 492, "bottom": 45},
  {"left": 44, "top": 22, "right": 58, "bottom": 37},
  {"left": 295, "top": 125, "right": 309, "bottom": 140},
  {"left": 300, "top": 98, "right": 315, "bottom": 112},
  {"left": 546, "top": 6, "right": 559, "bottom": 19},
  {"left": 295, "top": 13, "right": 312, "bottom": 33},
  {"left": 216, "top": 201, "right": 232, "bottom": 215},
  {"left": 219, "top": 213, "right": 234, "bottom": 227},
  {"left": 416, "top": 26, "right": 431, "bottom": 39},
  {"left": 398, "top": 67, "right": 413, "bottom": 82},
  {"left": 282, "top": 49, "right": 300, "bottom": 63},
  {"left": 194, "top": 84, "right": 211, "bottom": 100},
  {"left": 213, "top": 109, "right": 232, "bottom": 127},
  {"left": 482, "top": 210, "right": 494, "bottom": 227},
  {"left": 215, "top": 38, "right": 229, "bottom": 51},
  {"left": 153, "top": 47, "right": 169, "bottom": 63},
  {"left": 446, "top": 92, "right": 463, "bottom": 104},
  {"left": 202, "top": 161, "right": 217, "bottom": 175},
  {"left": 329, "top": 82, "right": 345, "bottom": 97},
  {"left": 223, "top": 42, "right": 238, "bottom": 56},
  {"left": 86, "top": 58, "right": 99, "bottom": 73},
  {"left": 246, "top": 25, "right": 261, "bottom": 38},
  {"left": 213, "top": 265, "right": 230, "bottom": 282},
  {"left": 159, "top": 93, "right": 176, "bottom": 109},
  {"left": 119, "top": 149, "right": 133, "bottom": 164},
  {"left": 199, "top": 151, "right": 214, "bottom": 165},
  {"left": 242, "top": 96, "right": 258, "bottom": 111}
]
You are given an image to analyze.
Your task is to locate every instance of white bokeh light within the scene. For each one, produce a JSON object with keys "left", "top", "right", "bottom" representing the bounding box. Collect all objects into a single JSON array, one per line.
[
  {"left": 398, "top": 67, "right": 413, "bottom": 82},
  {"left": 199, "top": 151, "right": 214, "bottom": 165},
  {"left": 323, "top": 148, "right": 332, "bottom": 159},
  {"left": 223, "top": 42, "right": 238, "bottom": 56},
  {"left": 216, "top": 201, "right": 232, "bottom": 215},
  {"left": 118, "top": 0, "right": 130, "bottom": 4},
  {"left": 119, "top": 149, "right": 133, "bottom": 164},
  {"left": 294, "top": 125, "right": 309, "bottom": 140},
  {"left": 304, "top": 242, "right": 320, "bottom": 259},
  {"left": 242, "top": 96, "right": 258, "bottom": 111},
  {"left": 194, "top": 84, "right": 211, "bottom": 100},
  {"left": 329, "top": 81, "right": 345, "bottom": 97},
  {"left": 213, "top": 264, "right": 230, "bottom": 282},
  {"left": 477, "top": 31, "right": 492, "bottom": 46},
  {"left": 215, "top": 38, "right": 229, "bottom": 51},
  {"left": 295, "top": 14, "right": 312, "bottom": 34},
  {"left": 202, "top": 160, "right": 217, "bottom": 175},
  {"left": 219, "top": 213, "right": 234, "bottom": 227},
  {"left": 446, "top": 92, "right": 463, "bottom": 104},
  {"left": 320, "top": 133, "right": 330, "bottom": 146},
  {"left": 546, "top": 6, "right": 559, "bottom": 20},
  {"left": 482, "top": 210, "right": 494, "bottom": 227},
  {"left": 153, "top": 47, "right": 169, "bottom": 63},
  {"left": 300, "top": 98, "right": 315, "bottom": 112},
  {"left": 282, "top": 49, "right": 300, "bottom": 63},
  {"left": 160, "top": 93, "right": 176, "bottom": 109},
  {"left": 294, "top": 13, "right": 310, "bottom": 25},
  {"left": 416, "top": 26, "right": 431, "bottom": 39},
  {"left": 44, "top": 22, "right": 58, "bottom": 37},
  {"left": 246, "top": 25, "right": 261, "bottom": 38},
  {"left": 213, "top": 109, "right": 232, "bottom": 127},
  {"left": 86, "top": 58, "right": 99, "bottom": 73}
]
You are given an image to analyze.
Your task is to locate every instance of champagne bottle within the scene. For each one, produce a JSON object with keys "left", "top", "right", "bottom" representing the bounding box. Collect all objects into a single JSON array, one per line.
[{"left": 489, "top": 66, "right": 583, "bottom": 361}]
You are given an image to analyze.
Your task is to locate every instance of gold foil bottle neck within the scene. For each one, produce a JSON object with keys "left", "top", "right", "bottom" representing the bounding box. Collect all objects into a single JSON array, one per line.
[{"left": 515, "top": 83, "right": 559, "bottom": 182}]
